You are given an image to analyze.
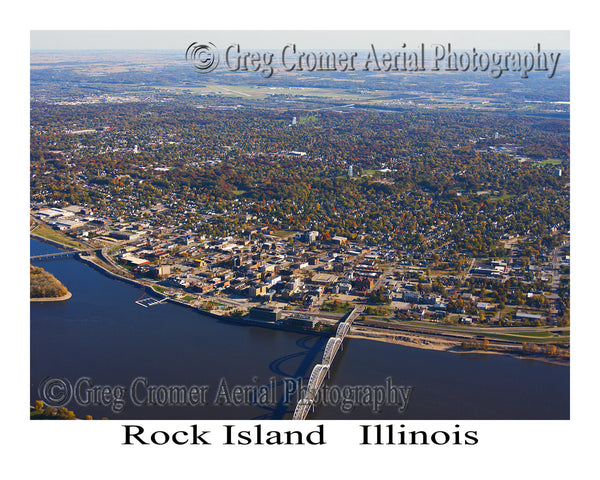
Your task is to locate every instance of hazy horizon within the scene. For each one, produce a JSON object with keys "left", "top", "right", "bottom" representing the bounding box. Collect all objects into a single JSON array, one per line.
[{"left": 30, "top": 30, "right": 570, "bottom": 51}]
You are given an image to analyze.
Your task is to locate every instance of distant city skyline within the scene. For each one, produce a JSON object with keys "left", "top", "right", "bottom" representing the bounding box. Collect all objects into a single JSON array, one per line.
[{"left": 30, "top": 30, "right": 569, "bottom": 51}]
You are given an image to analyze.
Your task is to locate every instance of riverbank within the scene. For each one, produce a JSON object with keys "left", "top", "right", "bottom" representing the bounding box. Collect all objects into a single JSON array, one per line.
[
  {"left": 347, "top": 329, "right": 569, "bottom": 366},
  {"left": 30, "top": 230, "right": 82, "bottom": 252},
  {"left": 348, "top": 329, "right": 459, "bottom": 352},
  {"left": 77, "top": 253, "right": 332, "bottom": 337},
  {"left": 30, "top": 291, "right": 72, "bottom": 302},
  {"left": 30, "top": 263, "right": 71, "bottom": 302},
  {"left": 78, "top": 254, "right": 152, "bottom": 291},
  {"left": 33, "top": 235, "right": 569, "bottom": 366}
]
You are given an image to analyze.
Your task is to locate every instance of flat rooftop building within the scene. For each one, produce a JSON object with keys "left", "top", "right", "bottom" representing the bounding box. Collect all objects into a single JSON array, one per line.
[
  {"left": 311, "top": 273, "right": 339, "bottom": 284},
  {"left": 37, "top": 207, "right": 74, "bottom": 218},
  {"left": 249, "top": 306, "right": 282, "bottom": 322}
]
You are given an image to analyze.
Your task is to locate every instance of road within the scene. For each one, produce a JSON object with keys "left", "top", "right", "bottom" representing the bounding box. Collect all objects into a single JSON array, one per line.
[
  {"left": 370, "top": 266, "right": 394, "bottom": 292},
  {"left": 354, "top": 318, "right": 569, "bottom": 346},
  {"left": 547, "top": 241, "right": 569, "bottom": 324}
]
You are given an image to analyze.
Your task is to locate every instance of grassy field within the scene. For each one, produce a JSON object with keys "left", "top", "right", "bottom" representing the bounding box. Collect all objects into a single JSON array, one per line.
[
  {"left": 401, "top": 320, "right": 569, "bottom": 343},
  {"left": 510, "top": 331, "right": 553, "bottom": 338},
  {"left": 489, "top": 194, "right": 516, "bottom": 202},
  {"left": 272, "top": 230, "right": 297, "bottom": 239},
  {"left": 31, "top": 223, "right": 83, "bottom": 249},
  {"left": 365, "top": 316, "right": 394, "bottom": 322},
  {"left": 539, "top": 159, "right": 563, "bottom": 166},
  {"left": 154, "top": 84, "right": 382, "bottom": 101},
  {"left": 321, "top": 301, "right": 354, "bottom": 314},
  {"left": 365, "top": 306, "right": 393, "bottom": 316},
  {"left": 199, "top": 300, "right": 225, "bottom": 311},
  {"left": 483, "top": 332, "right": 569, "bottom": 343},
  {"left": 298, "top": 114, "right": 319, "bottom": 124},
  {"left": 429, "top": 267, "right": 460, "bottom": 276}
]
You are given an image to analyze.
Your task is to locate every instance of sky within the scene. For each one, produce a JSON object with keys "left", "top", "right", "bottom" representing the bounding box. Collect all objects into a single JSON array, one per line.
[{"left": 30, "top": 30, "right": 570, "bottom": 51}]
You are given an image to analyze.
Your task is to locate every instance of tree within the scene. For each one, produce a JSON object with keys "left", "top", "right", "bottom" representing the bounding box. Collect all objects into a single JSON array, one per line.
[{"left": 368, "top": 287, "right": 391, "bottom": 305}]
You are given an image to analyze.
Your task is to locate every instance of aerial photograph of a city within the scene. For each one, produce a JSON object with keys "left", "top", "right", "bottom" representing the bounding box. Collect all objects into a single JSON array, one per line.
[{"left": 29, "top": 30, "right": 570, "bottom": 422}]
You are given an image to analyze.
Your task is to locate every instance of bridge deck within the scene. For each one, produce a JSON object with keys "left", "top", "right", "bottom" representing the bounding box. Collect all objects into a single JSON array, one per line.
[
  {"left": 30, "top": 248, "right": 97, "bottom": 261},
  {"left": 292, "top": 306, "right": 363, "bottom": 419}
]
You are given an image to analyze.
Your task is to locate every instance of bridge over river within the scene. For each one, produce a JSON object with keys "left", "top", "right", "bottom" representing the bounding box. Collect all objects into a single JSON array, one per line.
[
  {"left": 30, "top": 249, "right": 98, "bottom": 261},
  {"left": 292, "top": 305, "right": 364, "bottom": 420}
]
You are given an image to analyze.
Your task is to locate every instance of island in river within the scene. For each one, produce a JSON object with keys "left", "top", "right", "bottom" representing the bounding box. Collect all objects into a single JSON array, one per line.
[{"left": 30, "top": 264, "right": 72, "bottom": 302}]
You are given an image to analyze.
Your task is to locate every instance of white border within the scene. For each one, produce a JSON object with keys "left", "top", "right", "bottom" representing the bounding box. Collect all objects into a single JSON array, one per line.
[{"left": 4, "top": 1, "right": 597, "bottom": 477}]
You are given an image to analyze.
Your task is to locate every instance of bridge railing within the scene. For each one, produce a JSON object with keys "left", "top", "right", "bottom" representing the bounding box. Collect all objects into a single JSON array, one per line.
[
  {"left": 292, "top": 307, "right": 362, "bottom": 420},
  {"left": 30, "top": 252, "right": 76, "bottom": 261},
  {"left": 30, "top": 248, "right": 98, "bottom": 261},
  {"left": 322, "top": 337, "right": 342, "bottom": 365},
  {"left": 292, "top": 398, "right": 313, "bottom": 420}
]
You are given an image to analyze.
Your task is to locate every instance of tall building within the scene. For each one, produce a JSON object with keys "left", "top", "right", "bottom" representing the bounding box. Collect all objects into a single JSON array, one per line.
[
  {"left": 300, "top": 230, "right": 319, "bottom": 244},
  {"left": 348, "top": 165, "right": 353, "bottom": 177}
]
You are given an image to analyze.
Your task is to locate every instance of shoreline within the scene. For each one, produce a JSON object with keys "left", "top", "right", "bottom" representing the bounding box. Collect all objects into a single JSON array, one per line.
[
  {"left": 77, "top": 252, "right": 331, "bottom": 337},
  {"left": 347, "top": 331, "right": 570, "bottom": 367},
  {"left": 31, "top": 235, "right": 570, "bottom": 366},
  {"left": 30, "top": 232, "right": 81, "bottom": 252},
  {"left": 30, "top": 291, "right": 72, "bottom": 302}
]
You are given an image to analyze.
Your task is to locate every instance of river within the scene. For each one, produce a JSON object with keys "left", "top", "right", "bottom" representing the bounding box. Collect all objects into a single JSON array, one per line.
[{"left": 30, "top": 239, "right": 569, "bottom": 420}]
